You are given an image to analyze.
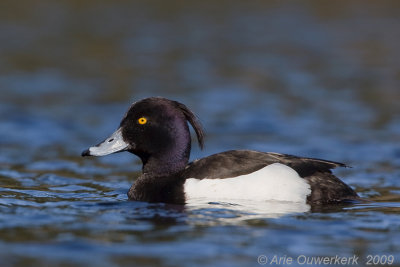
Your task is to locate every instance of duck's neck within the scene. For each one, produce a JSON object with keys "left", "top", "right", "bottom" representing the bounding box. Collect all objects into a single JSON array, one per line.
[
  {"left": 139, "top": 139, "right": 191, "bottom": 177},
  {"left": 142, "top": 152, "right": 189, "bottom": 176},
  {"left": 129, "top": 145, "right": 190, "bottom": 204}
]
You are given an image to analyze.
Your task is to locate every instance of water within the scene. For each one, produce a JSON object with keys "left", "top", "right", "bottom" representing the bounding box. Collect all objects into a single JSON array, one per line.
[{"left": 1, "top": 1, "right": 400, "bottom": 266}]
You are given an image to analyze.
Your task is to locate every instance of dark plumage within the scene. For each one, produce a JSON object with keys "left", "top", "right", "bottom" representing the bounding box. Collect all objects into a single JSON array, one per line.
[{"left": 82, "top": 97, "right": 359, "bottom": 205}]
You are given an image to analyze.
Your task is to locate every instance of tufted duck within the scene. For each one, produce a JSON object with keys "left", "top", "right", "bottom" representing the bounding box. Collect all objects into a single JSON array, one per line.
[{"left": 82, "top": 97, "right": 359, "bottom": 205}]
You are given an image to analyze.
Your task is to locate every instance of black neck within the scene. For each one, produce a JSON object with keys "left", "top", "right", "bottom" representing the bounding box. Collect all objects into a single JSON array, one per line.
[
  {"left": 143, "top": 154, "right": 188, "bottom": 176},
  {"left": 138, "top": 136, "right": 192, "bottom": 177}
]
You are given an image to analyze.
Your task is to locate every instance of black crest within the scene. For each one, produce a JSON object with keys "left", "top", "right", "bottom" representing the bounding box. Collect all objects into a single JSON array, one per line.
[{"left": 172, "top": 100, "right": 205, "bottom": 150}]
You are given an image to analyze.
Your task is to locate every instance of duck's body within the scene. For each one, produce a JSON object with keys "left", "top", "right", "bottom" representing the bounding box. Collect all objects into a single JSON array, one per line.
[{"left": 82, "top": 97, "right": 359, "bottom": 205}]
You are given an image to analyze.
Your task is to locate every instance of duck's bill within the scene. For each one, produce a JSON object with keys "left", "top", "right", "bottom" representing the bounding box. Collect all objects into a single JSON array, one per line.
[{"left": 82, "top": 128, "right": 129, "bottom": 157}]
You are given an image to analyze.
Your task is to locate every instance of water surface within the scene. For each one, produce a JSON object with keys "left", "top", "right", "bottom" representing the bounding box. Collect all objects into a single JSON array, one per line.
[{"left": 0, "top": 1, "right": 400, "bottom": 266}]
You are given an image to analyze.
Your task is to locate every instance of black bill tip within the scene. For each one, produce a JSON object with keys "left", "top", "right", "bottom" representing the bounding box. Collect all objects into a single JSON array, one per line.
[{"left": 81, "top": 149, "right": 91, "bottom": 157}]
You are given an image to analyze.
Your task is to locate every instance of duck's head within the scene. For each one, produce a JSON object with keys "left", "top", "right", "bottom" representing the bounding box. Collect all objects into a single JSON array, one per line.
[{"left": 82, "top": 97, "right": 204, "bottom": 174}]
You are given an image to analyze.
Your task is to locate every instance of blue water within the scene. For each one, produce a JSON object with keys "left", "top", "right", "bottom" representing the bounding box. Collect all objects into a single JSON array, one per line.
[{"left": 1, "top": 1, "right": 400, "bottom": 266}]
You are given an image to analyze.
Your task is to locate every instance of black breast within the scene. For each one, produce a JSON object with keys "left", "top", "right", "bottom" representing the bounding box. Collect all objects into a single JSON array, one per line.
[{"left": 128, "top": 173, "right": 186, "bottom": 204}]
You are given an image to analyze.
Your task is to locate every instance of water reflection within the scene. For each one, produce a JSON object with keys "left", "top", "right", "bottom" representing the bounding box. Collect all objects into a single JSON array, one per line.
[{"left": 186, "top": 200, "right": 310, "bottom": 222}]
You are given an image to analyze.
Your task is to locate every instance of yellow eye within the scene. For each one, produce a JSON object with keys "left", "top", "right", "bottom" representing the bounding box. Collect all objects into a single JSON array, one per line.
[{"left": 138, "top": 117, "right": 147, "bottom": 125}]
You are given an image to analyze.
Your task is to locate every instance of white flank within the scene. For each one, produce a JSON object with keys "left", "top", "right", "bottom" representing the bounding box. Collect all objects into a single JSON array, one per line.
[{"left": 184, "top": 163, "right": 311, "bottom": 204}]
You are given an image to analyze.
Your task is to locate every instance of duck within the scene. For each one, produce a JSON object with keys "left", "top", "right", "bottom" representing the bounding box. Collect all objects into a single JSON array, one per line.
[{"left": 82, "top": 97, "right": 359, "bottom": 205}]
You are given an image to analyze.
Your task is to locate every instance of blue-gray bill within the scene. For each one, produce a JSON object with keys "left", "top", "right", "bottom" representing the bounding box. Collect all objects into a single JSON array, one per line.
[{"left": 82, "top": 128, "right": 129, "bottom": 157}]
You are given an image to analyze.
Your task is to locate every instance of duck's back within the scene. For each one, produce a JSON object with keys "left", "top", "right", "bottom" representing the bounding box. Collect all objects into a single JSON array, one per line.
[{"left": 183, "top": 150, "right": 359, "bottom": 204}]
